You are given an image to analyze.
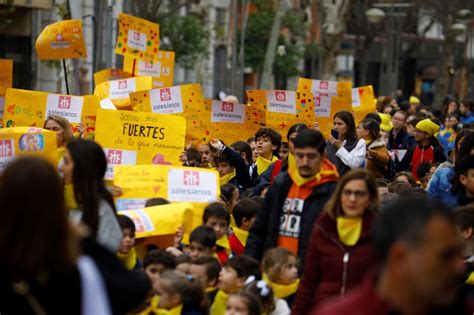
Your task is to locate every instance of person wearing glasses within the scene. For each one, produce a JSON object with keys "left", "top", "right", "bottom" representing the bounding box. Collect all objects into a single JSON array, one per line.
[{"left": 292, "top": 169, "right": 379, "bottom": 314}]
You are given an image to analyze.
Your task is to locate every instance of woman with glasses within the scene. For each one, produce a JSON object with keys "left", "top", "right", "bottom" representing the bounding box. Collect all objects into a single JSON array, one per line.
[{"left": 292, "top": 169, "right": 379, "bottom": 314}]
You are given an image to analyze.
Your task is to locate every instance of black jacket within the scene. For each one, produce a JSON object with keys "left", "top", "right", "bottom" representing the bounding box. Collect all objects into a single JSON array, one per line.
[
  {"left": 223, "top": 146, "right": 252, "bottom": 192},
  {"left": 245, "top": 172, "right": 337, "bottom": 267}
]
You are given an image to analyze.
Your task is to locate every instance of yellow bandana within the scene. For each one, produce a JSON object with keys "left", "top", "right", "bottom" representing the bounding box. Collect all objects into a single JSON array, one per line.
[
  {"left": 337, "top": 217, "right": 363, "bottom": 246},
  {"left": 287, "top": 154, "right": 339, "bottom": 187},
  {"left": 155, "top": 304, "right": 183, "bottom": 315},
  {"left": 216, "top": 235, "right": 231, "bottom": 250},
  {"left": 219, "top": 169, "right": 237, "bottom": 185},
  {"left": 232, "top": 226, "right": 249, "bottom": 246},
  {"left": 467, "top": 272, "right": 474, "bottom": 285},
  {"left": 117, "top": 247, "right": 137, "bottom": 270},
  {"left": 210, "top": 290, "right": 229, "bottom": 315},
  {"left": 263, "top": 274, "right": 300, "bottom": 299},
  {"left": 64, "top": 184, "right": 78, "bottom": 210},
  {"left": 256, "top": 155, "right": 278, "bottom": 175}
]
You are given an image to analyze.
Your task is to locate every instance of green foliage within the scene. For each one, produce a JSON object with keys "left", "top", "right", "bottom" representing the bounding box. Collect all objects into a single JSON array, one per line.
[
  {"left": 160, "top": 15, "right": 210, "bottom": 69},
  {"left": 243, "top": 10, "right": 274, "bottom": 72},
  {"left": 274, "top": 40, "right": 304, "bottom": 78}
]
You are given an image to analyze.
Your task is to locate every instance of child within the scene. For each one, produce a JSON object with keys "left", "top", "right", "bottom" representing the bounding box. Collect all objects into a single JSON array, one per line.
[
  {"left": 176, "top": 255, "right": 192, "bottom": 274},
  {"left": 279, "top": 142, "right": 290, "bottom": 161},
  {"left": 211, "top": 255, "right": 261, "bottom": 314},
  {"left": 229, "top": 198, "right": 260, "bottom": 249},
  {"left": 202, "top": 202, "right": 241, "bottom": 265},
  {"left": 262, "top": 248, "right": 300, "bottom": 308},
  {"left": 244, "top": 280, "right": 292, "bottom": 315},
  {"left": 220, "top": 184, "right": 240, "bottom": 213},
  {"left": 145, "top": 197, "right": 170, "bottom": 207},
  {"left": 155, "top": 270, "right": 208, "bottom": 314},
  {"left": 182, "top": 147, "right": 202, "bottom": 167},
  {"left": 250, "top": 128, "right": 282, "bottom": 180},
  {"left": 189, "top": 256, "right": 221, "bottom": 304},
  {"left": 117, "top": 215, "right": 141, "bottom": 270},
  {"left": 189, "top": 225, "right": 217, "bottom": 259},
  {"left": 226, "top": 291, "right": 262, "bottom": 315},
  {"left": 197, "top": 143, "right": 214, "bottom": 168}
]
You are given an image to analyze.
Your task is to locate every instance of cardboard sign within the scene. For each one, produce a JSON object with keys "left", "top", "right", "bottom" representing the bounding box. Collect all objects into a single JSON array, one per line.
[
  {"left": 93, "top": 76, "right": 153, "bottom": 109},
  {"left": 4, "top": 89, "right": 100, "bottom": 132},
  {"left": 113, "top": 164, "right": 220, "bottom": 211},
  {"left": 352, "top": 85, "right": 376, "bottom": 123},
  {"left": 35, "top": 19, "right": 87, "bottom": 60},
  {"left": 297, "top": 78, "right": 352, "bottom": 97},
  {"left": 94, "top": 109, "right": 186, "bottom": 179},
  {"left": 123, "top": 50, "right": 175, "bottom": 88},
  {"left": 0, "top": 127, "right": 57, "bottom": 173},
  {"left": 115, "top": 13, "right": 160, "bottom": 62},
  {"left": 120, "top": 203, "right": 195, "bottom": 239},
  {"left": 0, "top": 59, "right": 13, "bottom": 96},
  {"left": 94, "top": 68, "right": 132, "bottom": 86}
]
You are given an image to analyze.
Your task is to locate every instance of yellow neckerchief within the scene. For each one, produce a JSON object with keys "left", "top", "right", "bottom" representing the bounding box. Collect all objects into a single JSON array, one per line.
[
  {"left": 133, "top": 294, "right": 159, "bottom": 315},
  {"left": 262, "top": 273, "right": 300, "bottom": 299},
  {"left": 337, "top": 216, "right": 363, "bottom": 246},
  {"left": 64, "top": 184, "right": 78, "bottom": 210},
  {"left": 117, "top": 247, "right": 137, "bottom": 270},
  {"left": 287, "top": 154, "right": 339, "bottom": 187},
  {"left": 216, "top": 235, "right": 231, "bottom": 250},
  {"left": 466, "top": 272, "right": 474, "bottom": 285},
  {"left": 219, "top": 169, "right": 237, "bottom": 185},
  {"left": 210, "top": 290, "right": 229, "bottom": 315},
  {"left": 232, "top": 226, "right": 249, "bottom": 246},
  {"left": 155, "top": 304, "right": 183, "bottom": 315},
  {"left": 56, "top": 146, "right": 65, "bottom": 166},
  {"left": 256, "top": 155, "right": 278, "bottom": 175},
  {"left": 364, "top": 137, "right": 372, "bottom": 145},
  {"left": 206, "top": 286, "right": 218, "bottom": 293}
]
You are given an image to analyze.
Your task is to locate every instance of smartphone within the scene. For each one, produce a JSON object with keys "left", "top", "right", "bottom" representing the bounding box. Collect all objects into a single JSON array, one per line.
[{"left": 331, "top": 129, "right": 339, "bottom": 139}]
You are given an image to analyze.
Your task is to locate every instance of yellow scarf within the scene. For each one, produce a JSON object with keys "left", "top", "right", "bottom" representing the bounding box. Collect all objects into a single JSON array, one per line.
[
  {"left": 263, "top": 274, "right": 300, "bottom": 299},
  {"left": 337, "top": 217, "right": 363, "bottom": 246},
  {"left": 117, "top": 247, "right": 138, "bottom": 270},
  {"left": 216, "top": 235, "right": 231, "bottom": 250},
  {"left": 155, "top": 304, "right": 183, "bottom": 315},
  {"left": 232, "top": 226, "right": 249, "bottom": 246},
  {"left": 287, "top": 154, "right": 339, "bottom": 187},
  {"left": 256, "top": 155, "right": 278, "bottom": 175},
  {"left": 210, "top": 290, "right": 229, "bottom": 315},
  {"left": 64, "top": 184, "right": 78, "bottom": 210},
  {"left": 466, "top": 272, "right": 474, "bottom": 285},
  {"left": 219, "top": 169, "right": 237, "bottom": 185},
  {"left": 133, "top": 294, "right": 160, "bottom": 314}
]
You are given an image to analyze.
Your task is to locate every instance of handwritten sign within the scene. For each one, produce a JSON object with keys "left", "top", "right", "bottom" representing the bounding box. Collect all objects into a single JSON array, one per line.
[
  {"left": 94, "top": 109, "right": 186, "bottom": 179},
  {"left": 0, "top": 127, "right": 57, "bottom": 173},
  {"left": 113, "top": 164, "right": 220, "bottom": 211},
  {"left": 124, "top": 50, "right": 175, "bottom": 88},
  {"left": 115, "top": 13, "right": 160, "bottom": 62},
  {"left": 93, "top": 76, "right": 153, "bottom": 109},
  {"left": 35, "top": 19, "right": 87, "bottom": 60},
  {"left": 94, "top": 68, "right": 132, "bottom": 86},
  {"left": 4, "top": 88, "right": 100, "bottom": 132}
]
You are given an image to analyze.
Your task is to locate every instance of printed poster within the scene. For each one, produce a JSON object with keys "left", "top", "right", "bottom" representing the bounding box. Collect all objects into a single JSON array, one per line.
[
  {"left": 123, "top": 50, "right": 175, "bottom": 88},
  {"left": 94, "top": 68, "right": 132, "bottom": 86},
  {"left": 93, "top": 76, "right": 153, "bottom": 109}
]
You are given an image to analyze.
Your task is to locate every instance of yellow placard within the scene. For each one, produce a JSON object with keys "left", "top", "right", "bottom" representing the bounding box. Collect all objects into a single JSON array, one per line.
[
  {"left": 94, "top": 76, "right": 153, "bottom": 109},
  {"left": 124, "top": 50, "right": 175, "bottom": 88},
  {"left": 246, "top": 90, "right": 314, "bottom": 138},
  {"left": 297, "top": 78, "right": 352, "bottom": 97},
  {"left": 94, "top": 109, "right": 186, "bottom": 179},
  {"left": 115, "top": 13, "right": 160, "bottom": 62},
  {"left": 0, "top": 127, "right": 57, "bottom": 172},
  {"left": 120, "top": 203, "right": 195, "bottom": 239},
  {"left": 93, "top": 68, "right": 132, "bottom": 86},
  {"left": 4, "top": 88, "right": 100, "bottom": 132},
  {"left": 35, "top": 19, "right": 87, "bottom": 60},
  {"left": 129, "top": 83, "right": 207, "bottom": 144},
  {"left": 0, "top": 59, "right": 13, "bottom": 96},
  {"left": 352, "top": 85, "right": 376, "bottom": 124}
]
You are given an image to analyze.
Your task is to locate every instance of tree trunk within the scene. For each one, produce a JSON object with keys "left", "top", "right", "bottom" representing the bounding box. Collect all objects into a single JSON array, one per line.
[
  {"left": 433, "top": 29, "right": 456, "bottom": 110},
  {"left": 259, "top": 0, "right": 287, "bottom": 90}
]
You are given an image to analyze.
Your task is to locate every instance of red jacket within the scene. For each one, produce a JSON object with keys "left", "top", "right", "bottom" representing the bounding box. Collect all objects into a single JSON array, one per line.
[{"left": 292, "top": 211, "right": 376, "bottom": 315}]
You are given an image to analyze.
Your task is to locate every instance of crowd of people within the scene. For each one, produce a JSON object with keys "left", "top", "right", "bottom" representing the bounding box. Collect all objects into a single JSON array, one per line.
[{"left": 2, "top": 95, "right": 474, "bottom": 315}]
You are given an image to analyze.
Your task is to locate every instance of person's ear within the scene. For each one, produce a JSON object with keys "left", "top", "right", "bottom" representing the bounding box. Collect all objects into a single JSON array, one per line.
[
  {"left": 464, "top": 227, "right": 474, "bottom": 240},
  {"left": 460, "top": 174, "right": 468, "bottom": 186},
  {"left": 236, "top": 276, "right": 246, "bottom": 289},
  {"left": 272, "top": 144, "right": 278, "bottom": 152},
  {"left": 208, "top": 277, "right": 218, "bottom": 288}
]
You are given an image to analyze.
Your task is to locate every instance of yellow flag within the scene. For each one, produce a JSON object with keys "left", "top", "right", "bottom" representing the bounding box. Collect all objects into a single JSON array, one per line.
[
  {"left": 115, "top": 13, "right": 160, "bottom": 62},
  {"left": 123, "top": 50, "right": 175, "bottom": 88},
  {"left": 94, "top": 68, "right": 132, "bottom": 86},
  {"left": 4, "top": 88, "right": 100, "bottom": 133},
  {"left": 352, "top": 85, "right": 376, "bottom": 124},
  {"left": 35, "top": 19, "right": 87, "bottom": 60},
  {"left": 0, "top": 59, "right": 13, "bottom": 96},
  {"left": 0, "top": 127, "right": 57, "bottom": 173},
  {"left": 93, "top": 76, "right": 153, "bottom": 109},
  {"left": 120, "top": 203, "right": 195, "bottom": 239},
  {"left": 94, "top": 109, "right": 186, "bottom": 180}
]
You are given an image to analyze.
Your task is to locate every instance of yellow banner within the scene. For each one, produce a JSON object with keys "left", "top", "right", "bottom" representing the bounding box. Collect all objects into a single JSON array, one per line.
[
  {"left": 115, "top": 13, "right": 160, "bottom": 62},
  {"left": 94, "top": 109, "right": 186, "bottom": 179},
  {"left": 0, "top": 127, "right": 57, "bottom": 172},
  {"left": 246, "top": 90, "right": 314, "bottom": 137},
  {"left": 120, "top": 202, "right": 195, "bottom": 239},
  {"left": 4, "top": 89, "right": 100, "bottom": 134},
  {"left": 94, "top": 76, "right": 153, "bottom": 109},
  {"left": 352, "top": 85, "right": 376, "bottom": 124},
  {"left": 35, "top": 19, "right": 87, "bottom": 60},
  {"left": 124, "top": 50, "right": 175, "bottom": 88},
  {"left": 129, "top": 83, "right": 207, "bottom": 144},
  {"left": 0, "top": 59, "right": 13, "bottom": 96},
  {"left": 297, "top": 78, "right": 352, "bottom": 97},
  {"left": 94, "top": 68, "right": 132, "bottom": 86}
]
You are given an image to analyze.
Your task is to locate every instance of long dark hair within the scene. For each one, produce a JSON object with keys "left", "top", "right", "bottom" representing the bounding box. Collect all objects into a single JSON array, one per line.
[
  {"left": 334, "top": 111, "right": 357, "bottom": 143},
  {"left": 67, "top": 139, "right": 116, "bottom": 236},
  {"left": 0, "top": 157, "right": 77, "bottom": 277}
]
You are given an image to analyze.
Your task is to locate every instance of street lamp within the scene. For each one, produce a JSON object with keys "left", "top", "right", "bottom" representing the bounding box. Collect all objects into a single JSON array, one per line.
[{"left": 365, "top": 8, "right": 385, "bottom": 24}]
